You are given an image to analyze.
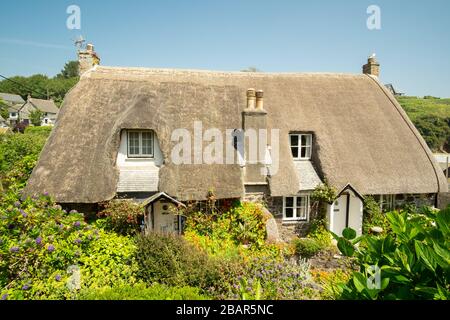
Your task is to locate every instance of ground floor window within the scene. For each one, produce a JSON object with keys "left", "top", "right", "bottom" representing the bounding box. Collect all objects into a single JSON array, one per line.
[{"left": 283, "top": 195, "right": 310, "bottom": 221}]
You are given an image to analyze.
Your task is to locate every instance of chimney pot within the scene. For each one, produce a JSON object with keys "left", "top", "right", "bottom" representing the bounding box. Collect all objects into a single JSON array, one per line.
[
  {"left": 256, "top": 90, "right": 264, "bottom": 110},
  {"left": 247, "top": 88, "right": 256, "bottom": 109}
]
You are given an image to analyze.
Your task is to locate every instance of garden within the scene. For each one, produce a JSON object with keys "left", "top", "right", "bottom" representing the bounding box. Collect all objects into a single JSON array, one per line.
[{"left": 0, "top": 128, "right": 449, "bottom": 300}]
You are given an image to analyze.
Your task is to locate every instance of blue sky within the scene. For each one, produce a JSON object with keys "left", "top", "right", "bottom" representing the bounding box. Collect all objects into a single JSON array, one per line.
[{"left": 1, "top": 0, "right": 449, "bottom": 97}]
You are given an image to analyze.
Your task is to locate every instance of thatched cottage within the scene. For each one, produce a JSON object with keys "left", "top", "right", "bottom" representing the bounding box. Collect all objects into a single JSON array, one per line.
[{"left": 23, "top": 47, "right": 448, "bottom": 239}]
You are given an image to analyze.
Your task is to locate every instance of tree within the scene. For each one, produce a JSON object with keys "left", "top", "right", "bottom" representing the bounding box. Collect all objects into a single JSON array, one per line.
[
  {"left": 29, "top": 109, "right": 44, "bottom": 126},
  {"left": 56, "top": 60, "right": 79, "bottom": 79}
]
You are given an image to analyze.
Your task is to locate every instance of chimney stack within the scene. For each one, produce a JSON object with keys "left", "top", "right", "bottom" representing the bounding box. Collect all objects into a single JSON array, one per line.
[
  {"left": 78, "top": 43, "right": 100, "bottom": 75},
  {"left": 363, "top": 54, "right": 380, "bottom": 77}
]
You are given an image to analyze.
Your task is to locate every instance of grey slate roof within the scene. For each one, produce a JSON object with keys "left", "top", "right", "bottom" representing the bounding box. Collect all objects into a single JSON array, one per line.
[
  {"left": 294, "top": 160, "right": 322, "bottom": 191},
  {"left": 0, "top": 93, "right": 25, "bottom": 105},
  {"left": 117, "top": 166, "right": 159, "bottom": 192}
]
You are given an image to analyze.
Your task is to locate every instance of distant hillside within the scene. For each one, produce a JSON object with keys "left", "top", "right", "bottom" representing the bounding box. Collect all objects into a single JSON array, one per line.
[{"left": 397, "top": 96, "right": 450, "bottom": 152}]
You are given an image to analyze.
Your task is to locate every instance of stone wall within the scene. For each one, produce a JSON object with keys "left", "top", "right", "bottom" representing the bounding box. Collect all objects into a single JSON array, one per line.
[{"left": 265, "top": 196, "right": 319, "bottom": 242}]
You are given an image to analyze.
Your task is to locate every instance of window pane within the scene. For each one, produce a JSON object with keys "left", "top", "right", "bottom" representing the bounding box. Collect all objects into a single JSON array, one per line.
[
  {"left": 290, "top": 134, "right": 299, "bottom": 147},
  {"left": 305, "top": 147, "right": 311, "bottom": 159},
  {"left": 301, "top": 134, "right": 312, "bottom": 147},
  {"left": 291, "top": 146, "right": 299, "bottom": 158},
  {"left": 296, "top": 196, "right": 304, "bottom": 207},
  {"left": 301, "top": 147, "right": 307, "bottom": 158},
  {"left": 128, "top": 132, "right": 140, "bottom": 155},
  {"left": 285, "top": 197, "right": 294, "bottom": 207},
  {"left": 141, "top": 132, "right": 153, "bottom": 155},
  {"left": 285, "top": 208, "right": 294, "bottom": 218},
  {"left": 297, "top": 205, "right": 306, "bottom": 219}
]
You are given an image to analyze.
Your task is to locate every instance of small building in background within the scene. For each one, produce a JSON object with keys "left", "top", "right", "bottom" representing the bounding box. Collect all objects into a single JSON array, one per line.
[{"left": 19, "top": 96, "right": 59, "bottom": 126}]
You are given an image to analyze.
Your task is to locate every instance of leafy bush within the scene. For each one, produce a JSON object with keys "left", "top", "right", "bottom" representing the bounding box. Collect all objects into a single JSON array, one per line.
[
  {"left": 77, "top": 283, "right": 209, "bottom": 300},
  {"left": 135, "top": 232, "right": 218, "bottom": 290},
  {"left": 97, "top": 200, "right": 145, "bottom": 235},
  {"left": 311, "top": 182, "right": 337, "bottom": 203},
  {"left": 0, "top": 193, "right": 137, "bottom": 300},
  {"left": 307, "top": 218, "right": 332, "bottom": 247},
  {"left": 363, "top": 196, "right": 390, "bottom": 234},
  {"left": 24, "top": 126, "right": 52, "bottom": 135},
  {"left": 293, "top": 238, "right": 323, "bottom": 259},
  {"left": 184, "top": 202, "right": 268, "bottom": 249},
  {"left": 0, "top": 131, "right": 48, "bottom": 175},
  {"left": 332, "top": 207, "right": 450, "bottom": 300}
]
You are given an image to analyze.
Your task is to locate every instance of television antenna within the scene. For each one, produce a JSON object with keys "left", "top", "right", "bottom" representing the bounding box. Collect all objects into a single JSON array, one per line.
[{"left": 73, "top": 35, "right": 86, "bottom": 50}]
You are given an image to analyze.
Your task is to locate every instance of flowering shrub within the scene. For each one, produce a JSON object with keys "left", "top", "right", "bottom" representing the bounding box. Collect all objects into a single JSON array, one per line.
[
  {"left": 229, "top": 256, "right": 319, "bottom": 300},
  {"left": 97, "top": 200, "right": 145, "bottom": 235},
  {"left": 0, "top": 193, "right": 137, "bottom": 300},
  {"left": 185, "top": 202, "right": 268, "bottom": 249}
]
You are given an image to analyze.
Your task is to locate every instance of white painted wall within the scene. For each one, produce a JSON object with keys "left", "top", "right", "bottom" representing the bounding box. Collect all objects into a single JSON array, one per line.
[{"left": 116, "top": 130, "right": 163, "bottom": 167}]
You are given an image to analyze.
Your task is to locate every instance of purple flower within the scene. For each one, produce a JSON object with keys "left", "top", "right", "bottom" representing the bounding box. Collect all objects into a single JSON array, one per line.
[
  {"left": 20, "top": 209, "right": 27, "bottom": 218},
  {"left": 47, "top": 245, "right": 55, "bottom": 252},
  {"left": 10, "top": 246, "right": 19, "bottom": 253},
  {"left": 1, "top": 294, "right": 8, "bottom": 300},
  {"left": 74, "top": 238, "right": 82, "bottom": 245},
  {"left": 35, "top": 237, "right": 42, "bottom": 245},
  {"left": 55, "top": 274, "right": 61, "bottom": 282},
  {"left": 70, "top": 210, "right": 78, "bottom": 214},
  {"left": 14, "top": 201, "right": 21, "bottom": 208},
  {"left": 43, "top": 191, "right": 49, "bottom": 196},
  {"left": 73, "top": 221, "right": 81, "bottom": 227},
  {"left": 22, "top": 284, "right": 30, "bottom": 290}
]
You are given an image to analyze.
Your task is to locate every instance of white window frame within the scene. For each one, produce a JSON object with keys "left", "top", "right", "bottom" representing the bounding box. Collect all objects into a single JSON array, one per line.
[
  {"left": 127, "top": 130, "right": 154, "bottom": 158},
  {"left": 289, "top": 133, "right": 312, "bottom": 160},
  {"left": 282, "top": 195, "right": 310, "bottom": 222}
]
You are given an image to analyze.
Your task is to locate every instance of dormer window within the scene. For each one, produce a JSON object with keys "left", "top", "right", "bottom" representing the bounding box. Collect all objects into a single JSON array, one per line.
[
  {"left": 127, "top": 130, "right": 154, "bottom": 158},
  {"left": 290, "top": 133, "right": 312, "bottom": 160}
]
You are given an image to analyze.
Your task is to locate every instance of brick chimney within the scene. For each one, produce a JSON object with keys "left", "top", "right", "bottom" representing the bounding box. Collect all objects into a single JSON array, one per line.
[
  {"left": 363, "top": 54, "right": 380, "bottom": 77},
  {"left": 78, "top": 43, "right": 100, "bottom": 75}
]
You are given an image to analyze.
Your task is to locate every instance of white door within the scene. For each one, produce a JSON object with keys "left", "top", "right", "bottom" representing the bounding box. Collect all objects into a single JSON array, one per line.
[
  {"left": 152, "top": 201, "right": 178, "bottom": 234},
  {"left": 332, "top": 194, "right": 348, "bottom": 237}
]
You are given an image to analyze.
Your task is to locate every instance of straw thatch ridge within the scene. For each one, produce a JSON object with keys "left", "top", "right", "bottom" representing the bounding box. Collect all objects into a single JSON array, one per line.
[{"left": 23, "top": 66, "right": 447, "bottom": 203}]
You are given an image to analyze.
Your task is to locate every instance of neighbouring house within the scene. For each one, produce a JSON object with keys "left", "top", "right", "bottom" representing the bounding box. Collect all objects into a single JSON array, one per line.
[
  {"left": 19, "top": 95, "right": 59, "bottom": 126},
  {"left": 0, "top": 92, "right": 25, "bottom": 126},
  {"left": 23, "top": 50, "right": 448, "bottom": 241},
  {"left": 384, "top": 83, "right": 405, "bottom": 96},
  {"left": 7, "top": 104, "right": 22, "bottom": 127}
]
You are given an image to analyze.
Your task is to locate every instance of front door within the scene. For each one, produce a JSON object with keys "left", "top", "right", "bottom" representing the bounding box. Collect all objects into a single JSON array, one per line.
[
  {"left": 332, "top": 194, "right": 348, "bottom": 236},
  {"left": 152, "top": 200, "right": 179, "bottom": 234}
]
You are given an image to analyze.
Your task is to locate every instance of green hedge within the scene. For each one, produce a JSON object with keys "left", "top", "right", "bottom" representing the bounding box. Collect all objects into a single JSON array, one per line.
[{"left": 77, "top": 283, "right": 209, "bottom": 300}]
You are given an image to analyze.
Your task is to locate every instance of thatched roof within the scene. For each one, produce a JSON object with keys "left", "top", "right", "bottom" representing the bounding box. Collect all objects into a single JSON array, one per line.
[
  {"left": 24, "top": 66, "right": 447, "bottom": 203},
  {"left": 27, "top": 98, "right": 59, "bottom": 114}
]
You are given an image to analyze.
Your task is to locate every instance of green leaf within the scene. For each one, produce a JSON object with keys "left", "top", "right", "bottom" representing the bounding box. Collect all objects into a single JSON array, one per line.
[
  {"left": 386, "top": 211, "right": 406, "bottom": 236},
  {"left": 342, "top": 228, "right": 357, "bottom": 240},
  {"left": 380, "top": 277, "right": 390, "bottom": 290},
  {"left": 337, "top": 238, "right": 355, "bottom": 257},
  {"left": 352, "top": 272, "right": 366, "bottom": 293},
  {"left": 433, "top": 242, "right": 450, "bottom": 268},
  {"left": 436, "top": 209, "right": 450, "bottom": 235},
  {"left": 414, "top": 241, "right": 436, "bottom": 272}
]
